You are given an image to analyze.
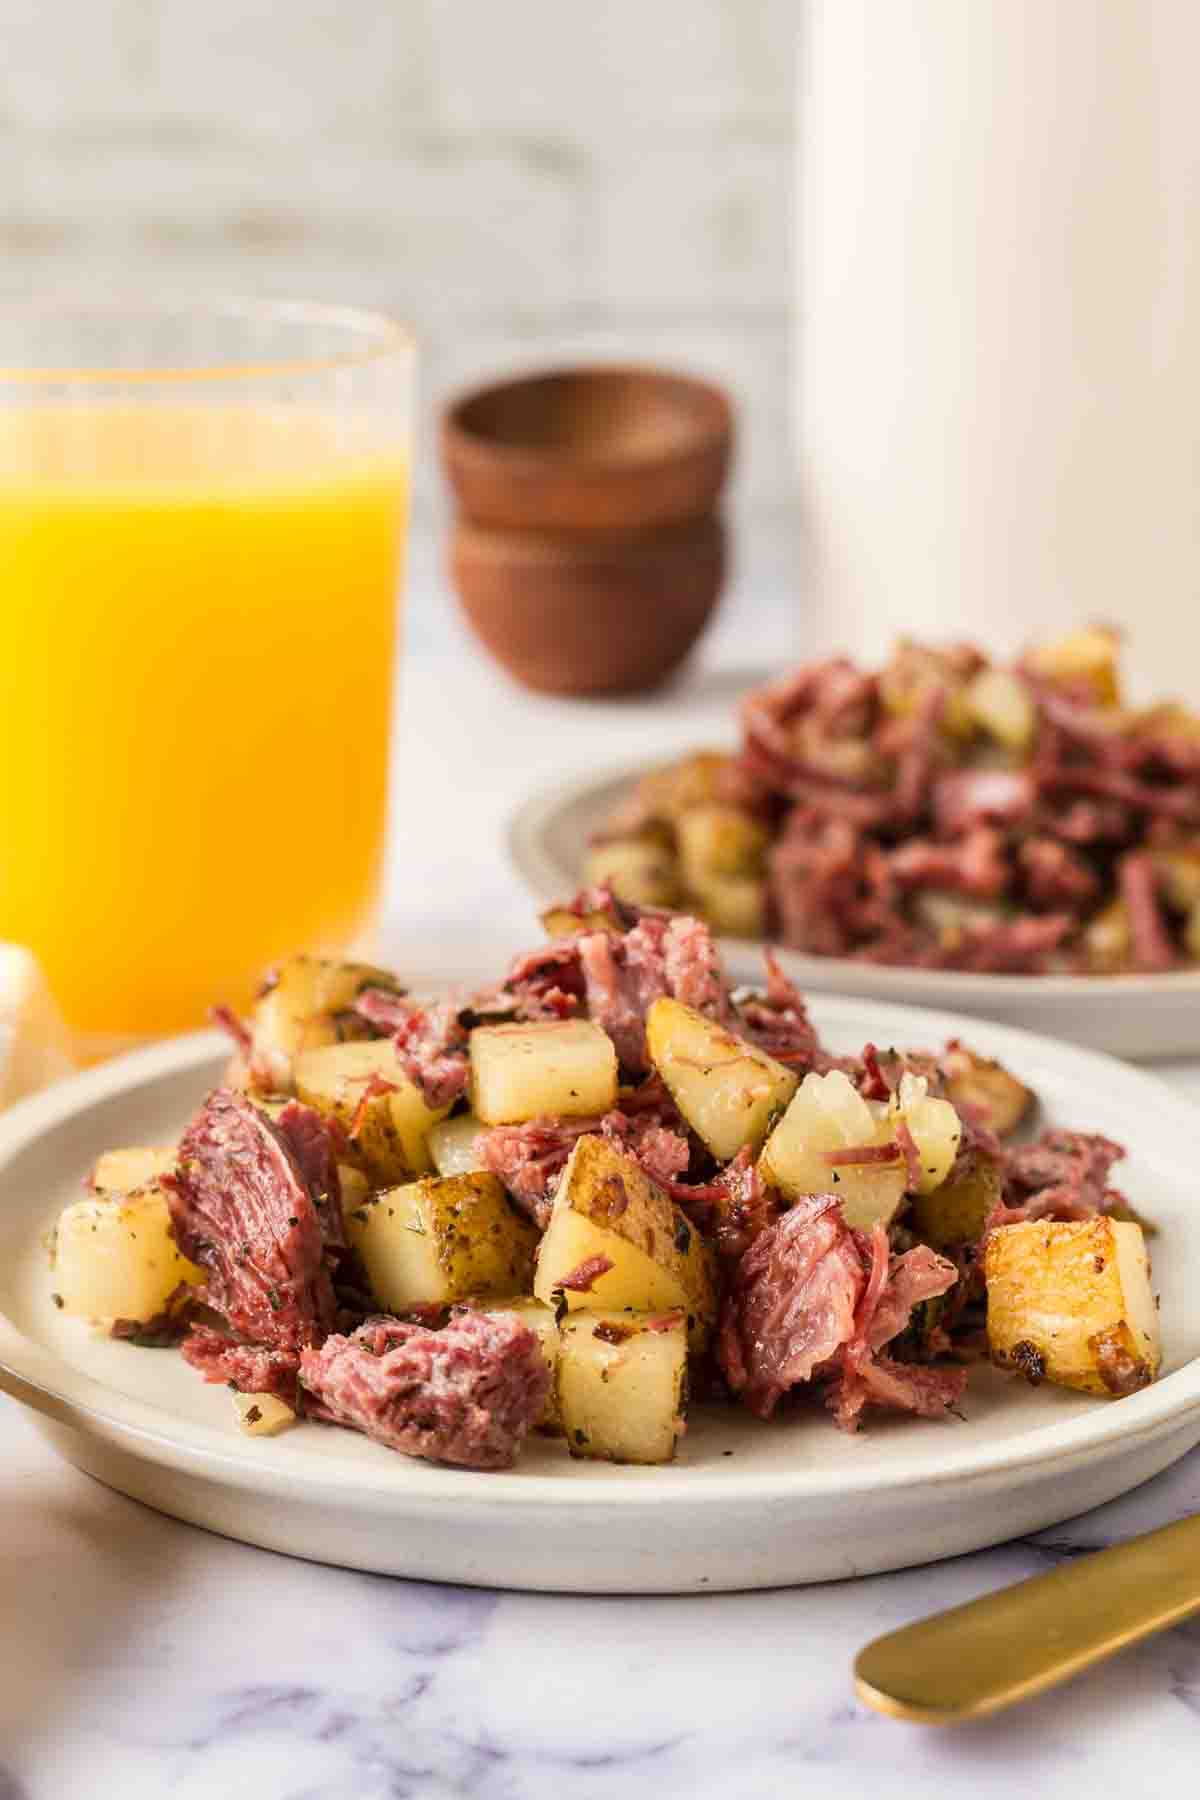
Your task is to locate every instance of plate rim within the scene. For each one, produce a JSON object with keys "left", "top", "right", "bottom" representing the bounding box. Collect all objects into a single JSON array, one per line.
[
  {"left": 2, "top": 1005, "right": 1200, "bottom": 1513},
  {"left": 507, "top": 759, "right": 1200, "bottom": 1007}
]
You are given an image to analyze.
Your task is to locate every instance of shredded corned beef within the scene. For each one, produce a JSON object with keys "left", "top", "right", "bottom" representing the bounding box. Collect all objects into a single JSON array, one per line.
[
  {"left": 478, "top": 1101, "right": 691, "bottom": 1230},
  {"left": 1018, "top": 838, "right": 1100, "bottom": 911},
  {"left": 858, "top": 1043, "right": 891, "bottom": 1102},
  {"left": 822, "top": 1142, "right": 901, "bottom": 1167},
  {"left": 164, "top": 1088, "right": 336, "bottom": 1353},
  {"left": 477, "top": 1116, "right": 594, "bottom": 1227},
  {"left": 732, "top": 951, "right": 823, "bottom": 1070},
  {"left": 609, "top": 642, "right": 1200, "bottom": 973},
  {"left": 576, "top": 911, "right": 731, "bottom": 1074},
  {"left": 503, "top": 941, "right": 586, "bottom": 1020},
  {"left": 932, "top": 769, "right": 1035, "bottom": 836},
  {"left": 352, "top": 990, "right": 472, "bottom": 1106},
  {"left": 825, "top": 1232, "right": 966, "bottom": 1430},
  {"left": 1117, "top": 852, "right": 1177, "bottom": 972},
  {"left": 977, "top": 1128, "right": 1129, "bottom": 1258},
  {"left": 893, "top": 1118, "right": 923, "bottom": 1191},
  {"left": 272, "top": 1100, "right": 348, "bottom": 1256},
  {"left": 389, "top": 1000, "right": 470, "bottom": 1108},
  {"left": 210, "top": 1003, "right": 253, "bottom": 1061},
  {"left": 717, "top": 1196, "right": 867, "bottom": 1418},
  {"left": 182, "top": 1326, "right": 302, "bottom": 1403},
  {"left": 664, "top": 1148, "right": 783, "bottom": 1263},
  {"left": 557, "top": 1255, "right": 615, "bottom": 1292},
  {"left": 576, "top": 930, "right": 654, "bottom": 1073},
  {"left": 718, "top": 1198, "right": 966, "bottom": 1427},
  {"left": 889, "top": 827, "right": 1009, "bottom": 898},
  {"left": 353, "top": 985, "right": 412, "bottom": 1035},
  {"left": 1003, "top": 1129, "right": 1125, "bottom": 1221},
  {"left": 109, "top": 887, "right": 1149, "bottom": 1469},
  {"left": 662, "top": 913, "right": 728, "bottom": 1015},
  {"left": 298, "top": 1308, "right": 548, "bottom": 1469}
]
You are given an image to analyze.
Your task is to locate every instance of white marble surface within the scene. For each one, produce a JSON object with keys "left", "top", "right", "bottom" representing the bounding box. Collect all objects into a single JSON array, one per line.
[{"left": 4, "top": 534, "right": 1200, "bottom": 1797}]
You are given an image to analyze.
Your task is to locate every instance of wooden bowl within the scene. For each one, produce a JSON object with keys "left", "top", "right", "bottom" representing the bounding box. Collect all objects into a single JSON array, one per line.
[
  {"left": 442, "top": 366, "right": 734, "bottom": 533},
  {"left": 450, "top": 513, "right": 726, "bottom": 695}
]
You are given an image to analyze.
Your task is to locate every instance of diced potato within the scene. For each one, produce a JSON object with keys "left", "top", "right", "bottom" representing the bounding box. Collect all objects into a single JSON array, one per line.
[
  {"left": 676, "top": 805, "right": 768, "bottom": 884},
  {"left": 759, "top": 1070, "right": 906, "bottom": 1231},
  {"left": 338, "top": 1163, "right": 371, "bottom": 1212},
  {"left": 1027, "top": 627, "right": 1122, "bottom": 706},
  {"left": 473, "top": 1296, "right": 562, "bottom": 1432},
  {"left": 1083, "top": 898, "right": 1132, "bottom": 974},
  {"left": 634, "top": 751, "right": 734, "bottom": 823},
  {"left": 583, "top": 839, "right": 680, "bottom": 909},
  {"left": 557, "top": 1310, "right": 688, "bottom": 1464},
  {"left": 964, "top": 666, "right": 1036, "bottom": 753},
  {"left": 687, "top": 873, "right": 768, "bottom": 938},
  {"left": 428, "top": 1112, "right": 487, "bottom": 1178},
  {"left": 890, "top": 1072, "right": 962, "bottom": 1196},
  {"left": 469, "top": 1020, "right": 618, "bottom": 1127},
  {"left": 878, "top": 641, "right": 974, "bottom": 737},
  {"left": 54, "top": 1182, "right": 205, "bottom": 1326},
  {"left": 985, "top": 1217, "right": 1160, "bottom": 1397},
  {"left": 248, "top": 954, "right": 404, "bottom": 1089},
  {"left": 676, "top": 804, "right": 770, "bottom": 937},
  {"left": 541, "top": 904, "right": 622, "bottom": 940},
  {"left": 940, "top": 1044, "right": 1034, "bottom": 1138},
  {"left": 645, "top": 997, "right": 797, "bottom": 1161},
  {"left": 345, "top": 1173, "right": 537, "bottom": 1313},
  {"left": 1186, "top": 902, "right": 1200, "bottom": 962},
  {"left": 1134, "top": 701, "right": 1200, "bottom": 744},
  {"left": 90, "top": 1146, "right": 176, "bottom": 1194},
  {"left": 910, "top": 1151, "right": 1005, "bottom": 1251},
  {"left": 232, "top": 1391, "right": 296, "bottom": 1437},
  {"left": 913, "top": 890, "right": 1010, "bottom": 950},
  {"left": 294, "top": 1038, "right": 451, "bottom": 1186},
  {"left": 1154, "top": 849, "right": 1200, "bottom": 913},
  {"left": 533, "top": 1135, "right": 718, "bottom": 1352}
]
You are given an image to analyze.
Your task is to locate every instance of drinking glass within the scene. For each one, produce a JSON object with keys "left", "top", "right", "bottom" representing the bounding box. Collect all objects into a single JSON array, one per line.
[
  {"left": 0, "top": 299, "right": 414, "bottom": 1058},
  {"left": 798, "top": 0, "right": 1200, "bottom": 690}
]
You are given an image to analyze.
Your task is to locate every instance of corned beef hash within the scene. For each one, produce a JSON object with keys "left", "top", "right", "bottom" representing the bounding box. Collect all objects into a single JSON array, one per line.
[
  {"left": 590, "top": 628, "right": 1200, "bottom": 974},
  {"left": 50, "top": 895, "right": 1162, "bottom": 1470}
]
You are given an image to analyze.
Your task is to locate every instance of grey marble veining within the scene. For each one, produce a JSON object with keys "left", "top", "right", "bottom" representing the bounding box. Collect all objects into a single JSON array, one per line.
[{"left": 3, "top": 1398, "right": 1199, "bottom": 1800}]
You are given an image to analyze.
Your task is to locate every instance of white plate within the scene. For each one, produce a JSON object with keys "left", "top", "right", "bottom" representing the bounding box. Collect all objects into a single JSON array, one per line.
[
  {"left": 508, "top": 762, "right": 1200, "bottom": 1061},
  {"left": 2, "top": 1006, "right": 1200, "bottom": 1594}
]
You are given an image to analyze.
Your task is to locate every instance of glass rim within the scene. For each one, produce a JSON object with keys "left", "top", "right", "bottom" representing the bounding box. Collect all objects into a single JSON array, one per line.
[{"left": 0, "top": 296, "right": 416, "bottom": 388}]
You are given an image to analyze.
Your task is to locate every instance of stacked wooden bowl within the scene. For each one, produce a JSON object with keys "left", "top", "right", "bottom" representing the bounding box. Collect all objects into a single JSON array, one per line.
[{"left": 442, "top": 366, "right": 734, "bottom": 695}]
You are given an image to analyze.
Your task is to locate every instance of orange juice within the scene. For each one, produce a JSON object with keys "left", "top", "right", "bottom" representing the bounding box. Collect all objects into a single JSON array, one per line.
[{"left": 0, "top": 407, "right": 407, "bottom": 1048}]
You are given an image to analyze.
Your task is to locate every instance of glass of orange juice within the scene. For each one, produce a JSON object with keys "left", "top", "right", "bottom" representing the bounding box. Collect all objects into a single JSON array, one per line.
[{"left": 0, "top": 299, "right": 413, "bottom": 1058}]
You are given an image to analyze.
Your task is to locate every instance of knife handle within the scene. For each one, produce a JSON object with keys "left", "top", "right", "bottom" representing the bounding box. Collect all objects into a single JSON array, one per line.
[{"left": 854, "top": 1513, "right": 1200, "bottom": 1724}]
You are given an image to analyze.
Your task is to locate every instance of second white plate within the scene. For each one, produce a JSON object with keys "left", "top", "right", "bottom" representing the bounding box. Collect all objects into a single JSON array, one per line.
[
  {"left": 2, "top": 1001, "right": 1199, "bottom": 1592},
  {"left": 508, "top": 761, "right": 1200, "bottom": 1061}
]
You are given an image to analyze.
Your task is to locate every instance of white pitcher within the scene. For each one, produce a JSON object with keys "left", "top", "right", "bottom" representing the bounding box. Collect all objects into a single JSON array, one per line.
[{"left": 797, "top": 0, "right": 1200, "bottom": 694}]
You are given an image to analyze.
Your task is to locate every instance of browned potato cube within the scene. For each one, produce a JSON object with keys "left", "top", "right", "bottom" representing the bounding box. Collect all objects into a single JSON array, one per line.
[
  {"left": 687, "top": 873, "right": 768, "bottom": 938},
  {"left": 676, "top": 805, "right": 768, "bottom": 884},
  {"left": 910, "top": 1152, "right": 1005, "bottom": 1251},
  {"left": 582, "top": 839, "right": 680, "bottom": 910},
  {"left": 1026, "top": 627, "right": 1122, "bottom": 706},
  {"left": 1083, "top": 899, "right": 1132, "bottom": 974},
  {"left": 985, "top": 1217, "right": 1160, "bottom": 1397},
  {"left": 533, "top": 1135, "right": 718, "bottom": 1352},
  {"left": 557, "top": 1310, "right": 688, "bottom": 1464},
  {"left": 940, "top": 1044, "right": 1034, "bottom": 1138},
  {"left": 345, "top": 1173, "right": 537, "bottom": 1312}
]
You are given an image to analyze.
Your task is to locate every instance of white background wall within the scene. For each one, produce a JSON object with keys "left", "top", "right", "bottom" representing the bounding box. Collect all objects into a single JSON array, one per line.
[{"left": 1, "top": 1, "right": 797, "bottom": 535}]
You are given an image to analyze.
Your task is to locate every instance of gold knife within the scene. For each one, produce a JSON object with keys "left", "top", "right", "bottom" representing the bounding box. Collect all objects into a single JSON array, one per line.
[{"left": 854, "top": 1514, "right": 1200, "bottom": 1724}]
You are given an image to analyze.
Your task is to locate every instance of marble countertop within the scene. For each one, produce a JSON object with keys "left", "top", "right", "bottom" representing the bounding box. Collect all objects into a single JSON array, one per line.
[{"left": 4, "top": 533, "right": 1200, "bottom": 1798}]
